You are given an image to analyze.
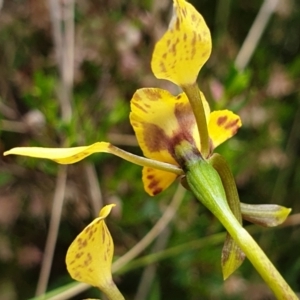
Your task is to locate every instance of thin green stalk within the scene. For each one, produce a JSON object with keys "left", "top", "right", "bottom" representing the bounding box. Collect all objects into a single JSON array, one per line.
[
  {"left": 182, "top": 83, "right": 210, "bottom": 158},
  {"left": 101, "top": 283, "right": 124, "bottom": 300},
  {"left": 186, "top": 158, "right": 297, "bottom": 300}
]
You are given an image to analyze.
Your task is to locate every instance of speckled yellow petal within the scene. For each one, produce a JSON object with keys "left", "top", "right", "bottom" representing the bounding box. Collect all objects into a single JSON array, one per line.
[
  {"left": 208, "top": 110, "right": 242, "bottom": 149},
  {"left": 151, "top": 0, "right": 211, "bottom": 86},
  {"left": 66, "top": 204, "right": 115, "bottom": 289},
  {"left": 130, "top": 88, "right": 196, "bottom": 159},
  {"left": 143, "top": 166, "right": 178, "bottom": 196}
]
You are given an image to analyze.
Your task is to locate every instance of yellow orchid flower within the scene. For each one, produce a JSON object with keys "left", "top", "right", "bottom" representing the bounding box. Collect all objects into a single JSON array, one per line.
[
  {"left": 3, "top": 0, "right": 241, "bottom": 197},
  {"left": 130, "top": 88, "right": 241, "bottom": 195},
  {"left": 3, "top": 91, "right": 241, "bottom": 196},
  {"left": 66, "top": 204, "right": 124, "bottom": 300}
]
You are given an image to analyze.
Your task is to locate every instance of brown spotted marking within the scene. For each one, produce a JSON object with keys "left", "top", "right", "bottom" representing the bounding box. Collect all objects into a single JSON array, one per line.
[
  {"left": 76, "top": 251, "right": 84, "bottom": 259},
  {"left": 191, "top": 13, "right": 197, "bottom": 22},
  {"left": 148, "top": 178, "right": 163, "bottom": 195},
  {"left": 170, "top": 59, "right": 177, "bottom": 70},
  {"left": 144, "top": 89, "right": 162, "bottom": 101},
  {"left": 133, "top": 101, "right": 148, "bottom": 113},
  {"left": 102, "top": 226, "right": 106, "bottom": 243},
  {"left": 74, "top": 271, "right": 81, "bottom": 279},
  {"left": 82, "top": 239, "right": 87, "bottom": 248},
  {"left": 84, "top": 252, "right": 92, "bottom": 267},
  {"left": 225, "top": 119, "right": 240, "bottom": 135},
  {"left": 191, "top": 31, "right": 197, "bottom": 47},
  {"left": 225, "top": 118, "right": 239, "bottom": 129},
  {"left": 197, "top": 33, "right": 202, "bottom": 42},
  {"left": 171, "top": 42, "right": 177, "bottom": 56},
  {"left": 217, "top": 116, "right": 228, "bottom": 126},
  {"left": 175, "top": 18, "right": 180, "bottom": 31},
  {"left": 134, "top": 92, "right": 142, "bottom": 101},
  {"left": 202, "top": 51, "right": 209, "bottom": 58},
  {"left": 88, "top": 229, "right": 94, "bottom": 239},
  {"left": 190, "top": 47, "right": 196, "bottom": 60},
  {"left": 152, "top": 187, "right": 163, "bottom": 196},
  {"left": 147, "top": 174, "right": 154, "bottom": 180},
  {"left": 183, "top": 32, "right": 187, "bottom": 42},
  {"left": 162, "top": 52, "right": 168, "bottom": 60},
  {"left": 160, "top": 61, "right": 167, "bottom": 73}
]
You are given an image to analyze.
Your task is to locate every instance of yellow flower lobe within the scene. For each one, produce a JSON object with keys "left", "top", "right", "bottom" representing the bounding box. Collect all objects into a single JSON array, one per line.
[{"left": 151, "top": 0, "right": 212, "bottom": 86}]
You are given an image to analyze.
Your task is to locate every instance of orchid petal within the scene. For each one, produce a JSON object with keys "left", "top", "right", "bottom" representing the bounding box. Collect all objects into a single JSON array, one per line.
[
  {"left": 208, "top": 110, "right": 242, "bottom": 149},
  {"left": 151, "top": 0, "right": 211, "bottom": 86},
  {"left": 66, "top": 204, "right": 115, "bottom": 289}
]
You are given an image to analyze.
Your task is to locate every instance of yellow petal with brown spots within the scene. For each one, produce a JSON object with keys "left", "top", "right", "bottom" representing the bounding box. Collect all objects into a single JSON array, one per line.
[
  {"left": 130, "top": 88, "right": 199, "bottom": 160},
  {"left": 208, "top": 110, "right": 242, "bottom": 149},
  {"left": 143, "top": 166, "right": 178, "bottom": 196},
  {"left": 151, "top": 0, "right": 211, "bottom": 86},
  {"left": 66, "top": 204, "right": 115, "bottom": 289}
]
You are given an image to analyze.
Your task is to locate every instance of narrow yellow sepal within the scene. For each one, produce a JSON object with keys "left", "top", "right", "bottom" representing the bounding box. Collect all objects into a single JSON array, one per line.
[
  {"left": 4, "top": 142, "right": 111, "bottom": 164},
  {"left": 66, "top": 204, "right": 115, "bottom": 289},
  {"left": 151, "top": 0, "right": 212, "bottom": 86}
]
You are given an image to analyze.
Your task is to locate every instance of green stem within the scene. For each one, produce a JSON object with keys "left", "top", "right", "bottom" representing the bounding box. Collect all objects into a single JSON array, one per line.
[
  {"left": 182, "top": 84, "right": 210, "bottom": 158},
  {"left": 186, "top": 158, "right": 297, "bottom": 300},
  {"left": 101, "top": 282, "right": 125, "bottom": 300}
]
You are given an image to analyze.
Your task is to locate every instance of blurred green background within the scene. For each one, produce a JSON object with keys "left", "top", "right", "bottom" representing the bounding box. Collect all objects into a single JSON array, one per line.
[{"left": 0, "top": 0, "right": 300, "bottom": 299}]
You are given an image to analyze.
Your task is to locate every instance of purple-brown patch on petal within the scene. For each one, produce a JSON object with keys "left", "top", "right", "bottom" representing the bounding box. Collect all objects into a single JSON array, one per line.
[
  {"left": 147, "top": 177, "right": 163, "bottom": 195},
  {"left": 174, "top": 102, "right": 196, "bottom": 145},
  {"left": 225, "top": 118, "right": 240, "bottom": 135},
  {"left": 142, "top": 122, "right": 169, "bottom": 153},
  {"left": 152, "top": 187, "right": 163, "bottom": 195},
  {"left": 217, "top": 116, "right": 228, "bottom": 126}
]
